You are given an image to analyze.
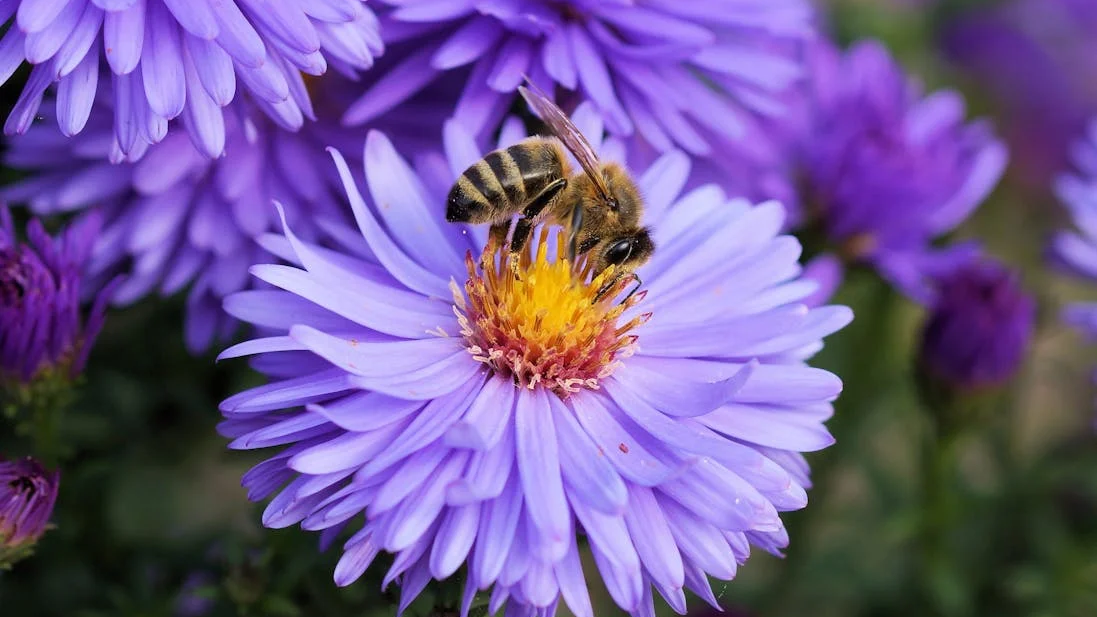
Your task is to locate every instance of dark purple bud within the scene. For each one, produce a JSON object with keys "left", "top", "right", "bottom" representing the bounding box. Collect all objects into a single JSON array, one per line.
[
  {"left": 918, "top": 259, "right": 1035, "bottom": 391},
  {"left": 0, "top": 208, "right": 114, "bottom": 384},
  {"left": 0, "top": 457, "right": 60, "bottom": 567}
]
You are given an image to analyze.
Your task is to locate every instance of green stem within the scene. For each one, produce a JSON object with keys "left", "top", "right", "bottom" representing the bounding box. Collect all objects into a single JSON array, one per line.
[{"left": 917, "top": 414, "right": 966, "bottom": 616}]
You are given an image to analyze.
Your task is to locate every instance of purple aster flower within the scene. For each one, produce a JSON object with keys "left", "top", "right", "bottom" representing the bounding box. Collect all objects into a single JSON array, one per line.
[
  {"left": 0, "top": 0, "right": 381, "bottom": 159},
  {"left": 1051, "top": 118, "right": 1097, "bottom": 342},
  {"left": 942, "top": 0, "right": 1097, "bottom": 188},
  {"left": 1, "top": 69, "right": 461, "bottom": 352},
  {"left": 0, "top": 456, "right": 60, "bottom": 568},
  {"left": 917, "top": 258, "right": 1035, "bottom": 391},
  {"left": 788, "top": 39, "right": 1007, "bottom": 302},
  {"left": 218, "top": 106, "right": 851, "bottom": 617},
  {"left": 1, "top": 207, "right": 114, "bottom": 383},
  {"left": 349, "top": 1, "right": 813, "bottom": 169}
]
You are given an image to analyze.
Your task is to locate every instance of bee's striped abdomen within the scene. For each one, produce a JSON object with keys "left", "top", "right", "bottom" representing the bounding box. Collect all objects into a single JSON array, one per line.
[{"left": 446, "top": 137, "right": 567, "bottom": 224}]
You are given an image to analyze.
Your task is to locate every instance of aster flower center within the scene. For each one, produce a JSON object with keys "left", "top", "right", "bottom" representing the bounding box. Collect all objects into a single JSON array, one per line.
[{"left": 454, "top": 229, "right": 648, "bottom": 396}]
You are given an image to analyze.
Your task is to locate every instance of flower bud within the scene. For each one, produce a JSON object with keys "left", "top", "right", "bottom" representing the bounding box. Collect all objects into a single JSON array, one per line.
[
  {"left": 0, "top": 457, "right": 60, "bottom": 568},
  {"left": 918, "top": 259, "right": 1035, "bottom": 393},
  {"left": 1, "top": 208, "right": 114, "bottom": 384}
]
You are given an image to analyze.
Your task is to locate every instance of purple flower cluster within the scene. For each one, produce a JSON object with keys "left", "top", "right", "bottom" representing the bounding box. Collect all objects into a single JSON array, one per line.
[
  {"left": 0, "top": 0, "right": 382, "bottom": 158},
  {"left": 218, "top": 112, "right": 850, "bottom": 617},
  {"left": 1, "top": 207, "right": 113, "bottom": 383},
  {"left": 356, "top": 1, "right": 812, "bottom": 159},
  {"left": 788, "top": 40, "right": 1007, "bottom": 302}
]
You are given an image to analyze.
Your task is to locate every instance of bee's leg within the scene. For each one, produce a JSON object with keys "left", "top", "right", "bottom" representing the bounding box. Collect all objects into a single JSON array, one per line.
[
  {"left": 483, "top": 221, "right": 511, "bottom": 269},
  {"left": 508, "top": 177, "right": 568, "bottom": 260},
  {"left": 566, "top": 201, "right": 584, "bottom": 264},
  {"left": 593, "top": 272, "right": 643, "bottom": 305}
]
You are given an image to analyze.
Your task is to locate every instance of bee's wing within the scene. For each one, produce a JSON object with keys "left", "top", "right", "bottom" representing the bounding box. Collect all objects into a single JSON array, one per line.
[{"left": 518, "top": 84, "right": 611, "bottom": 200}]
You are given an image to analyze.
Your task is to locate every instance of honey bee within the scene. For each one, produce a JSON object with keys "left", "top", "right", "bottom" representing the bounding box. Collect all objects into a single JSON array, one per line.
[{"left": 446, "top": 83, "right": 653, "bottom": 290}]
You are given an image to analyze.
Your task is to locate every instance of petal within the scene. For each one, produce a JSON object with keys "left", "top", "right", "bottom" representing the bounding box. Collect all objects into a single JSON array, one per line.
[
  {"left": 472, "top": 474, "right": 523, "bottom": 587},
  {"left": 103, "top": 0, "right": 145, "bottom": 75},
  {"left": 611, "top": 358, "right": 752, "bottom": 417},
  {"left": 567, "top": 392, "right": 681, "bottom": 487},
  {"left": 445, "top": 374, "right": 515, "bottom": 450},
  {"left": 514, "top": 389, "right": 570, "bottom": 547},
  {"left": 551, "top": 394, "right": 627, "bottom": 515},
  {"left": 184, "top": 33, "right": 236, "bottom": 105},
  {"left": 328, "top": 146, "right": 451, "bottom": 298},
  {"left": 307, "top": 391, "right": 425, "bottom": 432},
  {"left": 141, "top": 1, "right": 187, "bottom": 119},
  {"left": 363, "top": 131, "right": 465, "bottom": 276},
  {"left": 343, "top": 47, "right": 438, "bottom": 126},
  {"left": 162, "top": 0, "right": 219, "bottom": 39},
  {"left": 622, "top": 486, "right": 683, "bottom": 590},
  {"left": 701, "top": 402, "right": 835, "bottom": 452},
  {"left": 430, "top": 502, "right": 481, "bottom": 578},
  {"left": 56, "top": 51, "right": 99, "bottom": 136},
  {"left": 221, "top": 368, "right": 355, "bottom": 414},
  {"left": 431, "top": 16, "right": 503, "bottom": 70}
]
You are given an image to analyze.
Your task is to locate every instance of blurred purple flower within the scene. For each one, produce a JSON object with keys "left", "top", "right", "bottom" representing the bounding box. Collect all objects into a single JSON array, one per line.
[
  {"left": 218, "top": 107, "right": 851, "bottom": 617},
  {"left": 942, "top": 0, "right": 1097, "bottom": 188},
  {"left": 1, "top": 207, "right": 114, "bottom": 383},
  {"left": 0, "top": 457, "right": 59, "bottom": 565},
  {"left": 0, "top": 0, "right": 381, "bottom": 159},
  {"left": 790, "top": 39, "right": 1007, "bottom": 302},
  {"left": 1051, "top": 118, "right": 1097, "bottom": 341},
  {"left": 918, "top": 258, "right": 1034, "bottom": 391},
  {"left": 351, "top": 0, "right": 813, "bottom": 167},
  {"left": 0, "top": 68, "right": 464, "bottom": 353}
]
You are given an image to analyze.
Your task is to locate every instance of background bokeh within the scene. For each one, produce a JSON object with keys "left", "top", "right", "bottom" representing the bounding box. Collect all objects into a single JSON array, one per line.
[{"left": 3, "top": 1, "right": 1097, "bottom": 616}]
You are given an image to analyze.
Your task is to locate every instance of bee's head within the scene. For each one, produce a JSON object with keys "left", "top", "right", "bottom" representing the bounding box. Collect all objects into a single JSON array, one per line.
[
  {"left": 591, "top": 228, "right": 655, "bottom": 276},
  {"left": 599, "top": 163, "right": 644, "bottom": 226}
]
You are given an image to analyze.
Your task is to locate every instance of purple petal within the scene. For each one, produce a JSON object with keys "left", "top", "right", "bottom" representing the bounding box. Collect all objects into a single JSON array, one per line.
[
  {"left": 472, "top": 474, "right": 522, "bottom": 587},
  {"left": 551, "top": 394, "right": 627, "bottom": 515},
  {"left": 210, "top": 0, "right": 265, "bottom": 67},
  {"left": 430, "top": 502, "right": 480, "bottom": 578},
  {"left": 141, "top": 1, "right": 187, "bottom": 119},
  {"left": 445, "top": 374, "right": 516, "bottom": 450},
  {"left": 343, "top": 47, "right": 438, "bottom": 126},
  {"left": 52, "top": 3, "right": 103, "bottom": 77},
  {"left": 184, "top": 33, "right": 236, "bottom": 105},
  {"left": 514, "top": 389, "right": 570, "bottom": 547},
  {"left": 162, "top": 0, "right": 219, "bottom": 39},
  {"left": 56, "top": 51, "right": 99, "bottom": 136},
  {"left": 103, "top": 0, "right": 145, "bottom": 74}
]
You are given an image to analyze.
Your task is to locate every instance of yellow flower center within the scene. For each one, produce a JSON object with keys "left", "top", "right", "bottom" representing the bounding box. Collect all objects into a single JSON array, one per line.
[{"left": 454, "top": 228, "right": 648, "bottom": 396}]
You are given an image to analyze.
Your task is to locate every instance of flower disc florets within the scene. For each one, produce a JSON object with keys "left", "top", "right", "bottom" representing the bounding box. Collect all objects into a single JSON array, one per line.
[{"left": 456, "top": 230, "right": 648, "bottom": 395}]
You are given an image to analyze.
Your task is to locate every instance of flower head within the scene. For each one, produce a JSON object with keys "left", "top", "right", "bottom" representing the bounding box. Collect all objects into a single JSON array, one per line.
[
  {"left": 787, "top": 39, "right": 1007, "bottom": 302},
  {"left": 0, "top": 0, "right": 381, "bottom": 158},
  {"left": 917, "top": 258, "right": 1034, "bottom": 391},
  {"left": 2, "top": 67, "right": 465, "bottom": 352},
  {"left": 219, "top": 108, "right": 851, "bottom": 617},
  {"left": 0, "top": 207, "right": 113, "bottom": 383},
  {"left": 0, "top": 457, "right": 59, "bottom": 568},
  {"left": 351, "top": 1, "right": 812, "bottom": 168}
]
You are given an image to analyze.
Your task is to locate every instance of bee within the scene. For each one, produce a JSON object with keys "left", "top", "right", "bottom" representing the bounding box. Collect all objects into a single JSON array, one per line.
[{"left": 445, "top": 83, "right": 653, "bottom": 291}]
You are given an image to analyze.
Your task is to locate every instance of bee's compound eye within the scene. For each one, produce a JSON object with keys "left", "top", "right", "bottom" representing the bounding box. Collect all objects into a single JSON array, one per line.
[
  {"left": 607, "top": 198, "right": 620, "bottom": 212},
  {"left": 605, "top": 239, "right": 633, "bottom": 266}
]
